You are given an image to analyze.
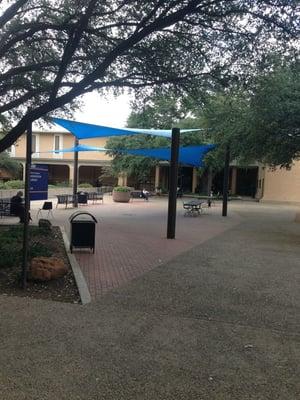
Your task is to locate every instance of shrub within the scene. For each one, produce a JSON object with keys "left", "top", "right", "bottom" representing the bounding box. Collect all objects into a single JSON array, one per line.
[
  {"left": 78, "top": 183, "right": 93, "bottom": 188},
  {"left": 0, "top": 225, "right": 53, "bottom": 268},
  {"left": 113, "top": 186, "right": 131, "bottom": 192},
  {"left": 0, "top": 242, "right": 22, "bottom": 268},
  {"left": 3, "top": 180, "right": 24, "bottom": 189},
  {"left": 52, "top": 181, "right": 72, "bottom": 187},
  {"left": 29, "top": 242, "right": 52, "bottom": 258}
]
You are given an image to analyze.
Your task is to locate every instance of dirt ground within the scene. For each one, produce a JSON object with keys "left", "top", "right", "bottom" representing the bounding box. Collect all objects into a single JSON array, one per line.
[{"left": 0, "top": 225, "right": 81, "bottom": 304}]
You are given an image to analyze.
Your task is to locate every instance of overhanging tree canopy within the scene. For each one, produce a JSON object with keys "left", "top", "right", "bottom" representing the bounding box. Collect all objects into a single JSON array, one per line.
[{"left": 0, "top": 1, "right": 298, "bottom": 152}]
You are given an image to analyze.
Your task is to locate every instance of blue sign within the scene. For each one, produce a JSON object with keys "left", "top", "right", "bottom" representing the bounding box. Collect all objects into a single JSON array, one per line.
[{"left": 30, "top": 164, "right": 48, "bottom": 200}]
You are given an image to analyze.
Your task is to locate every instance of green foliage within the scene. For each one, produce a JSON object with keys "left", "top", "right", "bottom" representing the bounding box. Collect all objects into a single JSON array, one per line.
[
  {"left": 244, "top": 63, "right": 300, "bottom": 166},
  {"left": 0, "top": 226, "right": 53, "bottom": 269},
  {"left": 29, "top": 242, "right": 52, "bottom": 259},
  {"left": 113, "top": 186, "right": 131, "bottom": 192},
  {"left": 0, "top": 152, "right": 21, "bottom": 177},
  {"left": 202, "top": 62, "right": 300, "bottom": 166},
  {"left": 0, "top": 1, "right": 297, "bottom": 153},
  {"left": 106, "top": 134, "right": 166, "bottom": 181},
  {"left": 2, "top": 180, "right": 24, "bottom": 189},
  {"left": 49, "top": 181, "right": 71, "bottom": 187},
  {"left": 78, "top": 183, "right": 93, "bottom": 188}
]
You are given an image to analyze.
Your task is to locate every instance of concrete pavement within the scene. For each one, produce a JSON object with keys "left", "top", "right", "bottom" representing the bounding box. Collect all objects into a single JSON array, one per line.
[{"left": 0, "top": 200, "right": 299, "bottom": 399}]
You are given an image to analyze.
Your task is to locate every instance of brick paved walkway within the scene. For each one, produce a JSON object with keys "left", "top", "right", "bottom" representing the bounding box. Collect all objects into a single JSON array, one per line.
[
  {"left": 64, "top": 197, "right": 240, "bottom": 299},
  {"left": 0, "top": 196, "right": 241, "bottom": 300}
]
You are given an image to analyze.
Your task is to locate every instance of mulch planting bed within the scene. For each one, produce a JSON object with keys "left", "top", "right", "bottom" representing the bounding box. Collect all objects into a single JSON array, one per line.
[{"left": 0, "top": 224, "right": 81, "bottom": 304}]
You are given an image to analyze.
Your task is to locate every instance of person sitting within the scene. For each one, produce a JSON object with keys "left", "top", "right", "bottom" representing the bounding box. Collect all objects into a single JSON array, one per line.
[
  {"left": 10, "top": 191, "right": 31, "bottom": 223},
  {"left": 141, "top": 188, "right": 149, "bottom": 201},
  {"left": 176, "top": 187, "right": 183, "bottom": 198}
]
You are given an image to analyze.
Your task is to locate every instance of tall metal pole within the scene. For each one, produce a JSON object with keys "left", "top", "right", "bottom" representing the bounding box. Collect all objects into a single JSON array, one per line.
[
  {"left": 21, "top": 123, "right": 32, "bottom": 289},
  {"left": 222, "top": 144, "right": 230, "bottom": 217},
  {"left": 167, "top": 127, "right": 180, "bottom": 239},
  {"left": 73, "top": 138, "right": 79, "bottom": 207}
]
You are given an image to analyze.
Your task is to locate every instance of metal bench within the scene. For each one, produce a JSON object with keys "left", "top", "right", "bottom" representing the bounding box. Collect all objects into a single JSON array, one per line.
[
  {"left": 56, "top": 194, "right": 76, "bottom": 208},
  {"left": 130, "top": 191, "right": 143, "bottom": 200},
  {"left": 87, "top": 192, "right": 104, "bottom": 204},
  {"left": 0, "top": 199, "right": 12, "bottom": 218},
  {"left": 130, "top": 190, "right": 154, "bottom": 201}
]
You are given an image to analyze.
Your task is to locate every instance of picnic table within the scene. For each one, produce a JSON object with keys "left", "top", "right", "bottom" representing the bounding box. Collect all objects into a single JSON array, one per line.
[{"left": 183, "top": 199, "right": 205, "bottom": 217}]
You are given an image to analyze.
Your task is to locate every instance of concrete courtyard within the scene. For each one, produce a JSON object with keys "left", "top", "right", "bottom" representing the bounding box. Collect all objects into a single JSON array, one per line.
[{"left": 0, "top": 197, "right": 299, "bottom": 399}]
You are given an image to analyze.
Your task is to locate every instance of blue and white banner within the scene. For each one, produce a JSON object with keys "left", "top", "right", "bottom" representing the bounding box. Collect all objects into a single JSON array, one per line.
[{"left": 30, "top": 164, "right": 48, "bottom": 200}]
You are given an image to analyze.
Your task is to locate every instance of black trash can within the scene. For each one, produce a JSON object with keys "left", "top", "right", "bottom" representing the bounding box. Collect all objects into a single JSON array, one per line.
[
  {"left": 69, "top": 211, "right": 97, "bottom": 253},
  {"left": 77, "top": 191, "right": 88, "bottom": 204}
]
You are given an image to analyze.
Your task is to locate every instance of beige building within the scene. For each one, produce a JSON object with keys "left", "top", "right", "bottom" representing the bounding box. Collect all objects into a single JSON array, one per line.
[
  {"left": 6, "top": 130, "right": 300, "bottom": 204},
  {"left": 8, "top": 130, "right": 116, "bottom": 186},
  {"left": 258, "top": 162, "right": 300, "bottom": 204}
]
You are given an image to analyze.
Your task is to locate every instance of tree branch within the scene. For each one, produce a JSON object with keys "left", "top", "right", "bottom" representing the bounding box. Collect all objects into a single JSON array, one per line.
[{"left": 0, "top": 0, "right": 29, "bottom": 29}]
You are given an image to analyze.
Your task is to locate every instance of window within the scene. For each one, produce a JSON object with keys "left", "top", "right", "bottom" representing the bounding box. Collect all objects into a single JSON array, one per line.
[
  {"left": 6, "top": 145, "right": 15, "bottom": 157},
  {"left": 53, "top": 134, "right": 63, "bottom": 158},
  {"left": 32, "top": 135, "right": 37, "bottom": 153},
  {"left": 32, "top": 134, "right": 39, "bottom": 158},
  {"left": 54, "top": 135, "right": 60, "bottom": 153}
]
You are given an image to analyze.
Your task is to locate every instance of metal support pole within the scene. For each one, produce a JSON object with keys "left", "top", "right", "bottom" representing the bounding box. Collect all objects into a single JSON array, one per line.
[
  {"left": 222, "top": 145, "right": 230, "bottom": 217},
  {"left": 73, "top": 138, "right": 79, "bottom": 207},
  {"left": 207, "top": 166, "right": 213, "bottom": 196},
  {"left": 167, "top": 127, "right": 180, "bottom": 239},
  {"left": 21, "top": 123, "right": 32, "bottom": 289}
]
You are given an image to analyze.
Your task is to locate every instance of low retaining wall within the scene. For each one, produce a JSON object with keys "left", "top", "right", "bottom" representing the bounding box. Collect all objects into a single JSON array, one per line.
[{"left": 0, "top": 187, "right": 110, "bottom": 200}]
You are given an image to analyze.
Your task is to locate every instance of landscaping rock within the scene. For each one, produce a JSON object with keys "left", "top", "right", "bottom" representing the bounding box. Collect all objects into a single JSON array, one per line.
[{"left": 30, "top": 257, "right": 68, "bottom": 281}]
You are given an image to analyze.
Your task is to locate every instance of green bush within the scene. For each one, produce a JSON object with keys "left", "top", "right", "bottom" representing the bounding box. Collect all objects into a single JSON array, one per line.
[
  {"left": 3, "top": 180, "right": 24, "bottom": 189},
  {"left": 78, "top": 183, "right": 93, "bottom": 188},
  {"left": 0, "top": 242, "right": 22, "bottom": 268},
  {"left": 55, "top": 181, "right": 72, "bottom": 187},
  {"left": 29, "top": 242, "right": 52, "bottom": 259},
  {"left": 113, "top": 186, "right": 131, "bottom": 192},
  {"left": 0, "top": 225, "right": 53, "bottom": 268}
]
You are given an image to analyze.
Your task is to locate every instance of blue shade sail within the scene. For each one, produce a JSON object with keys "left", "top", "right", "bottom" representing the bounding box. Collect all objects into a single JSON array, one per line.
[
  {"left": 122, "top": 145, "right": 216, "bottom": 167},
  {"left": 39, "top": 144, "right": 106, "bottom": 153},
  {"left": 52, "top": 117, "right": 202, "bottom": 139}
]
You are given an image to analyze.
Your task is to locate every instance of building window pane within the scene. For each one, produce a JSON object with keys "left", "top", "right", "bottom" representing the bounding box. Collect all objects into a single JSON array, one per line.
[
  {"left": 54, "top": 135, "right": 60, "bottom": 153},
  {"left": 32, "top": 135, "right": 36, "bottom": 153}
]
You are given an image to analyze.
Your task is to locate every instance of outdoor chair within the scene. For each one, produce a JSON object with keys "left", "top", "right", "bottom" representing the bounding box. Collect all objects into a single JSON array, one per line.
[{"left": 37, "top": 201, "right": 54, "bottom": 219}]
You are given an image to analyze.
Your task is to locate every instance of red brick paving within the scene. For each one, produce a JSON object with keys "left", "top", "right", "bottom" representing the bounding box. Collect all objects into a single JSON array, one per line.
[
  {"left": 1, "top": 196, "right": 240, "bottom": 300},
  {"left": 69, "top": 197, "right": 240, "bottom": 299}
]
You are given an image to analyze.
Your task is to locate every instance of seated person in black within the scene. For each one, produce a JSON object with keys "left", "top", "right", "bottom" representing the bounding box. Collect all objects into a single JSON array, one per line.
[{"left": 10, "top": 191, "right": 30, "bottom": 223}]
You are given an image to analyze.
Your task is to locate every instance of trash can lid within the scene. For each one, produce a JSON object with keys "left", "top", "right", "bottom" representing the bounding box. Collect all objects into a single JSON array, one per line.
[{"left": 69, "top": 211, "right": 97, "bottom": 223}]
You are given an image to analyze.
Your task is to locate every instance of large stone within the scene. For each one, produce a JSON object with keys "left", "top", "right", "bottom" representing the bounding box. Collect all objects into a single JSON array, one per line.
[{"left": 30, "top": 257, "right": 68, "bottom": 281}]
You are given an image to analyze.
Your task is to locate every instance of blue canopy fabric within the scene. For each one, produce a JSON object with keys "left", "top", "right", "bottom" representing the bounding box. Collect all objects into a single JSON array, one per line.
[
  {"left": 39, "top": 143, "right": 215, "bottom": 167},
  {"left": 39, "top": 144, "right": 106, "bottom": 153},
  {"left": 52, "top": 117, "right": 202, "bottom": 139},
  {"left": 122, "top": 145, "right": 216, "bottom": 167}
]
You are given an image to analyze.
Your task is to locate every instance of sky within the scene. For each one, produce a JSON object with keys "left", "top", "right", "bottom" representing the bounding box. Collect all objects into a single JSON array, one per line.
[
  {"left": 74, "top": 92, "right": 132, "bottom": 128},
  {"left": 36, "top": 91, "right": 133, "bottom": 132}
]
